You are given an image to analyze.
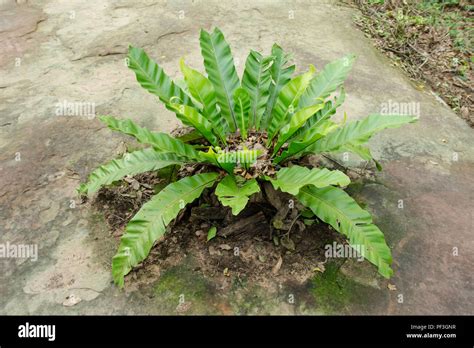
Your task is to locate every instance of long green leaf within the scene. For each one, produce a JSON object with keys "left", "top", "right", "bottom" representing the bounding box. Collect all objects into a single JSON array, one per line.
[
  {"left": 273, "top": 89, "right": 345, "bottom": 163},
  {"left": 266, "top": 65, "right": 316, "bottom": 143},
  {"left": 339, "top": 143, "right": 372, "bottom": 161},
  {"left": 179, "top": 59, "right": 228, "bottom": 137},
  {"left": 261, "top": 44, "right": 295, "bottom": 130},
  {"left": 128, "top": 46, "right": 194, "bottom": 111},
  {"left": 233, "top": 88, "right": 251, "bottom": 140},
  {"left": 199, "top": 28, "right": 240, "bottom": 131},
  {"left": 169, "top": 104, "right": 220, "bottom": 146},
  {"left": 242, "top": 50, "right": 273, "bottom": 129},
  {"left": 273, "top": 120, "right": 338, "bottom": 164},
  {"left": 292, "top": 87, "right": 346, "bottom": 141},
  {"left": 268, "top": 165, "right": 350, "bottom": 195},
  {"left": 112, "top": 172, "right": 219, "bottom": 287},
  {"left": 298, "top": 54, "right": 355, "bottom": 108},
  {"left": 215, "top": 175, "right": 260, "bottom": 215},
  {"left": 99, "top": 116, "right": 203, "bottom": 161},
  {"left": 273, "top": 103, "right": 324, "bottom": 155},
  {"left": 305, "top": 114, "right": 418, "bottom": 155},
  {"left": 296, "top": 185, "right": 393, "bottom": 278},
  {"left": 78, "top": 149, "right": 185, "bottom": 196}
]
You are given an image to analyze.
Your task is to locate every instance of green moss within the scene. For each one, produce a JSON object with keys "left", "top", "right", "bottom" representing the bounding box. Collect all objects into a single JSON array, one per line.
[
  {"left": 228, "top": 282, "right": 283, "bottom": 315},
  {"left": 311, "top": 262, "right": 351, "bottom": 312},
  {"left": 227, "top": 278, "right": 265, "bottom": 314},
  {"left": 346, "top": 180, "right": 365, "bottom": 195},
  {"left": 311, "top": 262, "right": 383, "bottom": 314},
  {"left": 153, "top": 264, "right": 218, "bottom": 314}
]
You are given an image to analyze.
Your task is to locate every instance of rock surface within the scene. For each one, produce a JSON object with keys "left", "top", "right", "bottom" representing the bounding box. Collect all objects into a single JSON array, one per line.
[{"left": 0, "top": 0, "right": 472, "bottom": 314}]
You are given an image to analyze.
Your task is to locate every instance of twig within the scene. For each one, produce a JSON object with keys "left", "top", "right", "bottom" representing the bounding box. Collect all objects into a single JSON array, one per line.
[
  {"left": 284, "top": 212, "right": 301, "bottom": 239},
  {"left": 321, "top": 154, "right": 349, "bottom": 171}
]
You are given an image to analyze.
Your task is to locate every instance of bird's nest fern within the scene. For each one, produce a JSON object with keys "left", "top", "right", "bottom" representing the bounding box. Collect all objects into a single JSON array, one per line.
[{"left": 78, "top": 28, "right": 417, "bottom": 288}]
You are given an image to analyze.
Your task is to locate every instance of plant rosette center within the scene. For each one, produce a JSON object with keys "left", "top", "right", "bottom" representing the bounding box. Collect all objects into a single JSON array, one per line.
[{"left": 213, "top": 131, "right": 275, "bottom": 179}]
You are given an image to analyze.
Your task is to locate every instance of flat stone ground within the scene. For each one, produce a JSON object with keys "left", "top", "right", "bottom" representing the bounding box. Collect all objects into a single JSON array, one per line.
[{"left": 0, "top": 0, "right": 472, "bottom": 315}]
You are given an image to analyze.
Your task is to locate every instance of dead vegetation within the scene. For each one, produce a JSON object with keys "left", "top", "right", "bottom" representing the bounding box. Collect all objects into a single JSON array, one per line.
[{"left": 349, "top": 0, "right": 473, "bottom": 126}]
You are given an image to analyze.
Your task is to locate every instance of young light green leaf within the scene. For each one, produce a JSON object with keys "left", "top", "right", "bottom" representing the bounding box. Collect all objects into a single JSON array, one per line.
[
  {"left": 291, "top": 87, "right": 346, "bottom": 141},
  {"left": 273, "top": 88, "right": 346, "bottom": 162},
  {"left": 199, "top": 28, "right": 240, "bottom": 131},
  {"left": 216, "top": 148, "right": 261, "bottom": 171},
  {"left": 179, "top": 59, "right": 229, "bottom": 137},
  {"left": 112, "top": 172, "right": 219, "bottom": 288},
  {"left": 340, "top": 142, "right": 372, "bottom": 161},
  {"left": 169, "top": 103, "right": 220, "bottom": 146},
  {"left": 272, "top": 103, "right": 325, "bottom": 155},
  {"left": 215, "top": 175, "right": 260, "bottom": 215},
  {"left": 233, "top": 88, "right": 251, "bottom": 139},
  {"left": 336, "top": 142, "right": 383, "bottom": 171},
  {"left": 242, "top": 51, "right": 273, "bottom": 129},
  {"left": 207, "top": 226, "right": 217, "bottom": 242},
  {"left": 297, "top": 185, "right": 393, "bottom": 278},
  {"left": 298, "top": 54, "right": 355, "bottom": 108},
  {"left": 268, "top": 165, "right": 350, "bottom": 195},
  {"left": 305, "top": 114, "right": 418, "bottom": 155},
  {"left": 199, "top": 147, "right": 235, "bottom": 174},
  {"left": 261, "top": 44, "right": 295, "bottom": 130},
  {"left": 266, "top": 65, "right": 316, "bottom": 143},
  {"left": 273, "top": 120, "right": 339, "bottom": 164},
  {"left": 128, "top": 46, "right": 194, "bottom": 110},
  {"left": 78, "top": 149, "right": 185, "bottom": 196}
]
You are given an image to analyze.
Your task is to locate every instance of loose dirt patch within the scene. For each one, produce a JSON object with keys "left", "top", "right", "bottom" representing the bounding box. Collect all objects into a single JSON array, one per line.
[
  {"left": 88, "top": 124, "right": 376, "bottom": 291},
  {"left": 92, "top": 171, "right": 347, "bottom": 290}
]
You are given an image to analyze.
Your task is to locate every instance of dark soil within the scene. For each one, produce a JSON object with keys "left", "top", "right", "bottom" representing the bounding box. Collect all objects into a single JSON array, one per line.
[
  {"left": 93, "top": 170, "right": 346, "bottom": 289},
  {"left": 90, "top": 127, "right": 374, "bottom": 290}
]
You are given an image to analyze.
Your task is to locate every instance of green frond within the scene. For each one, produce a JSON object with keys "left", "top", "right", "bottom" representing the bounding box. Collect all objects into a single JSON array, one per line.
[
  {"left": 267, "top": 165, "right": 350, "bottom": 195},
  {"left": 112, "top": 172, "right": 219, "bottom": 287},
  {"left": 99, "top": 116, "right": 204, "bottom": 162},
  {"left": 78, "top": 149, "right": 186, "bottom": 196},
  {"left": 242, "top": 51, "right": 273, "bottom": 129},
  {"left": 261, "top": 44, "right": 295, "bottom": 130},
  {"left": 199, "top": 28, "right": 240, "bottom": 132},
  {"left": 215, "top": 175, "right": 260, "bottom": 215},
  {"left": 297, "top": 185, "right": 393, "bottom": 278},
  {"left": 266, "top": 65, "right": 316, "bottom": 143}
]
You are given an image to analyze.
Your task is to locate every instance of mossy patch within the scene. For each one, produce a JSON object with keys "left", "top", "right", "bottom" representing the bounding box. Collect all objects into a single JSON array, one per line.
[
  {"left": 153, "top": 264, "right": 219, "bottom": 314},
  {"left": 311, "top": 261, "right": 385, "bottom": 314},
  {"left": 227, "top": 279, "right": 295, "bottom": 315}
]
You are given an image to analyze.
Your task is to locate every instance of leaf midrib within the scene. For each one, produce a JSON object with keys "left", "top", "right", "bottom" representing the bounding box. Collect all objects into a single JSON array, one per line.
[
  {"left": 266, "top": 56, "right": 286, "bottom": 121},
  {"left": 208, "top": 36, "right": 237, "bottom": 130},
  {"left": 147, "top": 176, "right": 217, "bottom": 232},
  {"left": 251, "top": 60, "right": 265, "bottom": 127},
  {"left": 302, "top": 65, "right": 345, "bottom": 107},
  {"left": 129, "top": 51, "right": 165, "bottom": 98},
  {"left": 124, "top": 175, "right": 217, "bottom": 256}
]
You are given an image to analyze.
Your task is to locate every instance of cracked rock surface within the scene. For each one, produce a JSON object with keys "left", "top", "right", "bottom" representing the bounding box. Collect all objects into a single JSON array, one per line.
[{"left": 0, "top": 0, "right": 473, "bottom": 314}]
